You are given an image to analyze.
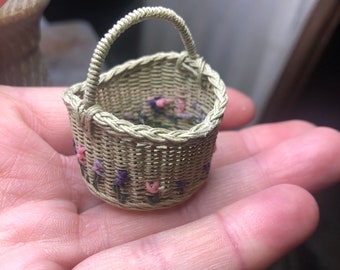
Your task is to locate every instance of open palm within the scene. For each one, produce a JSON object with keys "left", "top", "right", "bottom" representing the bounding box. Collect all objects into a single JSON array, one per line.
[{"left": 0, "top": 85, "right": 339, "bottom": 269}]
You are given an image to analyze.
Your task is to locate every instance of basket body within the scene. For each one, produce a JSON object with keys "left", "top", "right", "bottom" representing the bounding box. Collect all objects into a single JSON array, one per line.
[{"left": 62, "top": 7, "right": 227, "bottom": 210}]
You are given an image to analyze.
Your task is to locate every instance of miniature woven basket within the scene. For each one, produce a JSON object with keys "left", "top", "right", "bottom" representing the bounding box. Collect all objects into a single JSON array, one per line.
[{"left": 62, "top": 7, "right": 228, "bottom": 210}]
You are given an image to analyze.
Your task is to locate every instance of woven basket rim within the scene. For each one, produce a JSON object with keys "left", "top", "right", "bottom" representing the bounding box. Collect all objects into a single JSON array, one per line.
[{"left": 63, "top": 51, "right": 228, "bottom": 143}]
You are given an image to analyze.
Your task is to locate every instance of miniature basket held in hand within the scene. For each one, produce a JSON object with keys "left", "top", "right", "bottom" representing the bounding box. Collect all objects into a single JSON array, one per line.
[{"left": 62, "top": 7, "right": 228, "bottom": 210}]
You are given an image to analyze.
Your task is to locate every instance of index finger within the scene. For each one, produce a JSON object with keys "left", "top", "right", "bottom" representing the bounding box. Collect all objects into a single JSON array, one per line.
[
  {"left": 220, "top": 87, "right": 255, "bottom": 130},
  {"left": 2, "top": 86, "right": 254, "bottom": 155}
]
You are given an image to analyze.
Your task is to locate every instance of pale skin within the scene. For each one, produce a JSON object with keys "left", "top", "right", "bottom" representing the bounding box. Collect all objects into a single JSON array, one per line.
[{"left": 0, "top": 85, "right": 339, "bottom": 269}]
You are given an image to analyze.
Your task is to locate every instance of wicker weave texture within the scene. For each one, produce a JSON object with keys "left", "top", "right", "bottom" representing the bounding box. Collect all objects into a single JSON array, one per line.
[
  {"left": 0, "top": 0, "right": 50, "bottom": 85},
  {"left": 62, "top": 7, "right": 228, "bottom": 210}
]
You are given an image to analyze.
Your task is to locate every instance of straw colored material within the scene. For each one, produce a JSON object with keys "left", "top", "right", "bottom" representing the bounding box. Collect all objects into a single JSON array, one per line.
[
  {"left": 0, "top": 0, "right": 50, "bottom": 85},
  {"left": 62, "top": 6, "right": 228, "bottom": 210}
]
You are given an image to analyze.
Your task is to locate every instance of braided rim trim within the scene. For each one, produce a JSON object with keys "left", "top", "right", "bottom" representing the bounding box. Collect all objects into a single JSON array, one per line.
[{"left": 62, "top": 52, "right": 228, "bottom": 143}]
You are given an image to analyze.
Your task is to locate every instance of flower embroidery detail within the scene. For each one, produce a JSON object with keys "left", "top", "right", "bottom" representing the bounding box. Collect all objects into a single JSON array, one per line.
[
  {"left": 147, "top": 96, "right": 194, "bottom": 119},
  {"left": 147, "top": 96, "right": 164, "bottom": 112},
  {"left": 146, "top": 180, "right": 160, "bottom": 194},
  {"left": 176, "top": 180, "right": 186, "bottom": 194},
  {"left": 198, "top": 108, "right": 205, "bottom": 122},
  {"left": 143, "top": 95, "right": 208, "bottom": 128},
  {"left": 147, "top": 96, "right": 177, "bottom": 111},
  {"left": 138, "top": 111, "right": 146, "bottom": 124},
  {"left": 174, "top": 98, "right": 185, "bottom": 114},
  {"left": 92, "top": 159, "right": 105, "bottom": 177},
  {"left": 191, "top": 101, "right": 197, "bottom": 110},
  {"left": 72, "top": 139, "right": 77, "bottom": 154},
  {"left": 113, "top": 169, "right": 130, "bottom": 188},
  {"left": 203, "top": 163, "right": 211, "bottom": 173},
  {"left": 76, "top": 146, "right": 86, "bottom": 165},
  {"left": 191, "top": 101, "right": 205, "bottom": 122},
  {"left": 155, "top": 97, "right": 175, "bottom": 108}
]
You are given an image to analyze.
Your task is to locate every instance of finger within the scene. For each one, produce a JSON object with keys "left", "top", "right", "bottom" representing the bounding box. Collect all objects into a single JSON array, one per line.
[
  {"left": 213, "top": 120, "right": 315, "bottom": 167},
  {"left": 74, "top": 184, "right": 319, "bottom": 270},
  {"left": 71, "top": 126, "right": 339, "bottom": 249},
  {"left": 1, "top": 86, "right": 254, "bottom": 155},
  {"left": 219, "top": 87, "right": 255, "bottom": 130},
  {"left": 1, "top": 85, "right": 74, "bottom": 155},
  {"left": 195, "top": 126, "right": 340, "bottom": 213},
  {"left": 0, "top": 0, "right": 7, "bottom": 8},
  {"left": 0, "top": 87, "right": 92, "bottom": 210},
  {"left": 0, "top": 199, "right": 82, "bottom": 269},
  {"left": 1, "top": 126, "right": 335, "bottom": 268}
]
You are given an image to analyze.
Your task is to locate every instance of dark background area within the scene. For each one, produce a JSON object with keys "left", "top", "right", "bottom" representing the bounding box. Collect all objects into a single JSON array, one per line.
[
  {"left": 44, "top": 0, "right": 141, "bottom": 66},
  {"left": 272, "top": 24, "right": 339, "bottom": 129},
  {"left": 268, "top": 24, "right": 340, "bottom": 270}
]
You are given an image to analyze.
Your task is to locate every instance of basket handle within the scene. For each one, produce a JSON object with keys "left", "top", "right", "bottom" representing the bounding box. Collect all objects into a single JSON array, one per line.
[{"left": 84, "top": 6, "right": 198, "bottom": 108}]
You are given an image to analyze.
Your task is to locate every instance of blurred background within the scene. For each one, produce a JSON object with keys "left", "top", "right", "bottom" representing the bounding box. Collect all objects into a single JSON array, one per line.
[
  {"left": 1, "top": 0, "right": 339, "bottom": 269},
  {"left": 41, "top": 0, "right": 339, "bottom": 127}
]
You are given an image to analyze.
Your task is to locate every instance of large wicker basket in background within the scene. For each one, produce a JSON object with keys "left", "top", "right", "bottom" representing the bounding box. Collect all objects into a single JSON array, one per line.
[
  {"left": 62, "top": 7, "right": 228, "bottom": 210},
  {"left": 0, "top": 0, "right": 50, "bottom": 85}
]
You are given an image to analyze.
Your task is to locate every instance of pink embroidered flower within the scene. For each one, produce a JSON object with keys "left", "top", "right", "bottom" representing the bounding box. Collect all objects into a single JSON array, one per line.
[
  {"left": 76, "top": 146, "right": 86, "bottom": 165},
  {"left": 155, "top": 98, "right": 175, "bottom": 108},
  {"left": 146, "top": 180, "right": 160, "bottom": 194},
  {"left": 174, "top": 98, "right": 194, "bottom": 119},
  {"left": 174, "top": 98, "right": 185, "bottom": 114},
  {"left": 147, "top": 96, "right": 176, "bottom": 112}
]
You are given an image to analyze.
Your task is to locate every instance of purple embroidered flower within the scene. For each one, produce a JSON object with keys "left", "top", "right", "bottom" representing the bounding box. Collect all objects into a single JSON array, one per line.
[
  {"left": 118, "top": 169, "right": 128, "bottom": 178},
  {"left": 203, "top": 163, "right": 211, "bottom": 173},
  {"left": 113, "top": 169, "right": 130, "bottom": 188},
  {"left": 72, "top": 139, "right": 77, "bottom": 154},
  {"left": 198, "top": 108, "right": 205, "bottom": 122},
  {"left": 191, "top": 101, "right": 205, "bottom": 122},
  {"left": 76, "top": 146, "right": 86, "bottom": 165},
  {"left": 138, "top": 110, "right": 146, "bottom": 124},
  {"left": 191, "top": 101, "right": 197, "bottom": 110},
  {"left": 176, "top": 181, "right": 186, "bottom": 194},
  {"left": 92, "top": 159, "right": 105, "bottom": 177},
  {"left": 146, "top": 180, "right": 160, "bottom": 194},
  {"left": 155, "top": 97, "right": 175, "bottom": 108},
  {"left": 147, "top": 96, "right": 163, "bottom": 112}
]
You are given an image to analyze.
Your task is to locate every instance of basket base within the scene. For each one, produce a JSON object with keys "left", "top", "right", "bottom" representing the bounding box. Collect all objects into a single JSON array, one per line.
[{"left": 83, "top": 176, "right": 208, "bottom": 211}]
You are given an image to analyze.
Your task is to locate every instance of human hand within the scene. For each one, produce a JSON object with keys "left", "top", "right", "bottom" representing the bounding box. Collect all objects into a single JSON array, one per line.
[
  {"left": 0, "top": 85, "right": 339, "bottom": 269},
  {"left": 0, "top": 0, "right": 6, "bottom": 8}
]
